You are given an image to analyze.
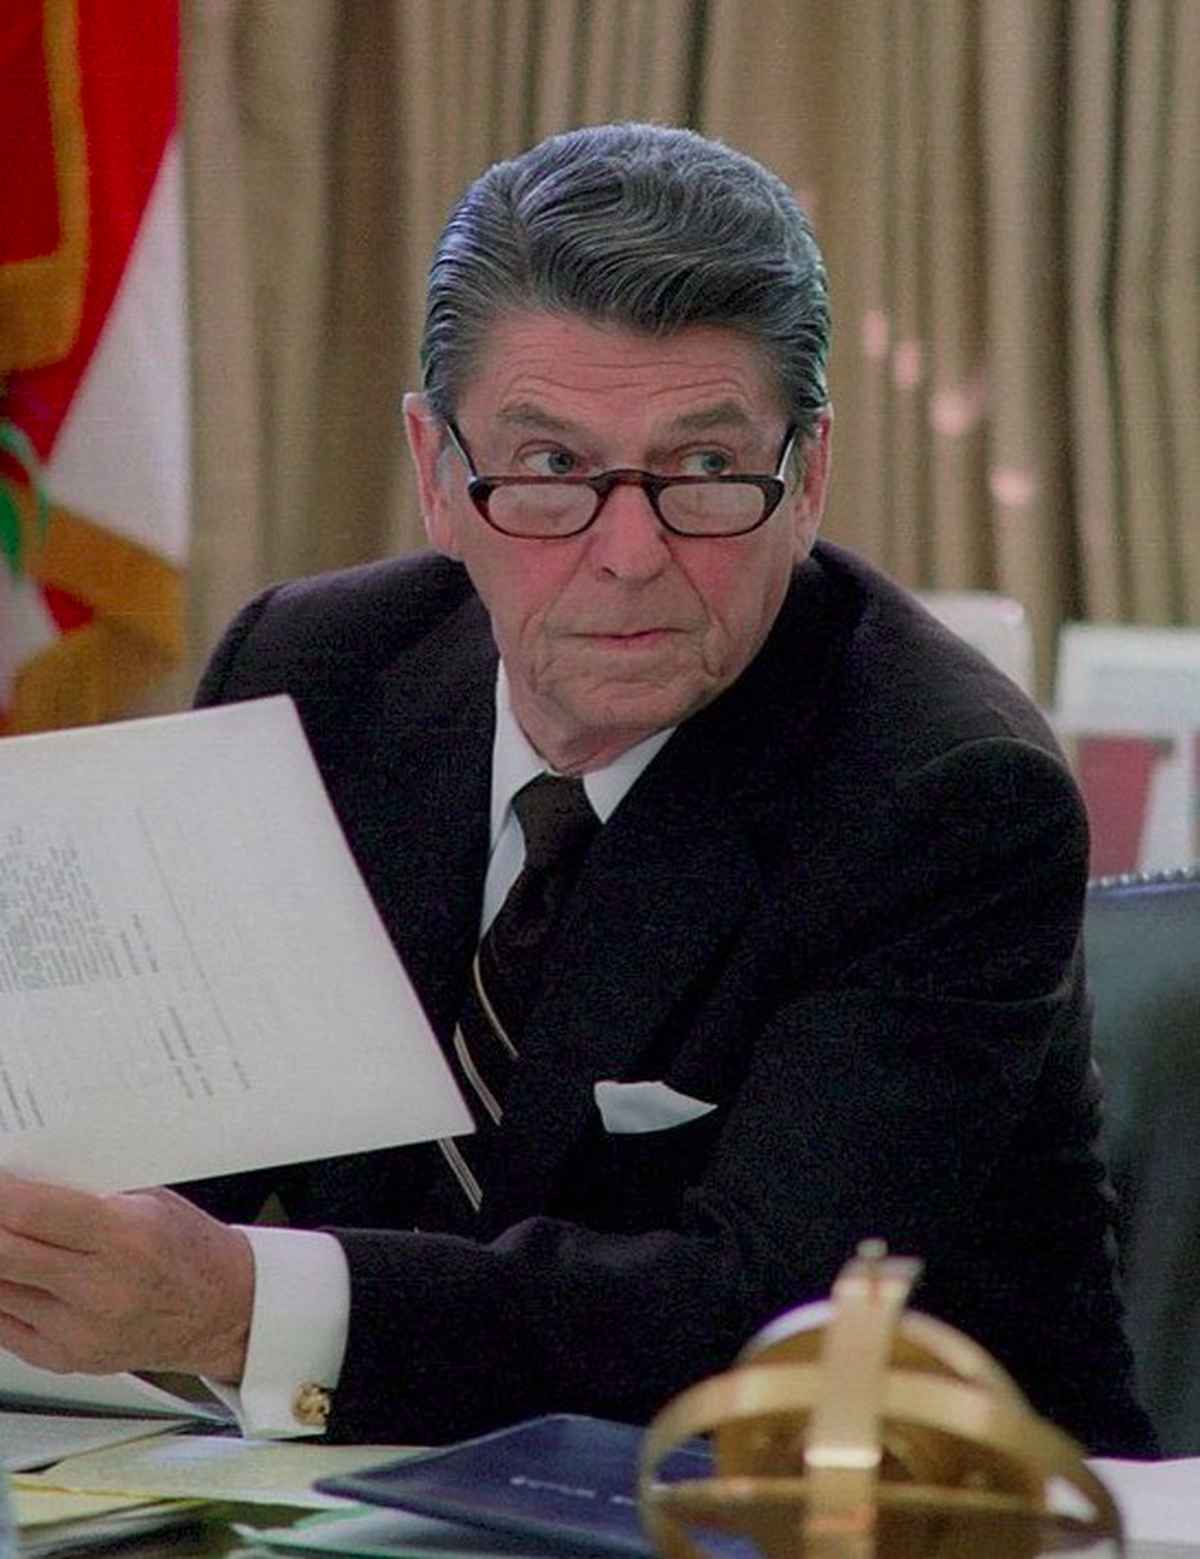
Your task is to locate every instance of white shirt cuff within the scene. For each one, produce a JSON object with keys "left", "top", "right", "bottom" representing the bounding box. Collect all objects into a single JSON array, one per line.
[{"left": 203, "top": 1225, "right": 349, "bottom": 1438}]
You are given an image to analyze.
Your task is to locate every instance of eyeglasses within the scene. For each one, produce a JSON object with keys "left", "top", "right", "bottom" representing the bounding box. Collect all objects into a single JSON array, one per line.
[{"left": 444, "top": 421, "right": 798, "bottom": 539}]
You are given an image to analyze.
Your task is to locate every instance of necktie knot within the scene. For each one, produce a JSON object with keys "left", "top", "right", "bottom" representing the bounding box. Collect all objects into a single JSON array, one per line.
[{"left": 512, "top": 773, "right": 597, "bottom": 871}]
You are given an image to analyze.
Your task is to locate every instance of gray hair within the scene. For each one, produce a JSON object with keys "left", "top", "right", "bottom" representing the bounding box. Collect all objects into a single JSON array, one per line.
[{"left": 420, "top": 123, "right": 831, "bottom": 444}]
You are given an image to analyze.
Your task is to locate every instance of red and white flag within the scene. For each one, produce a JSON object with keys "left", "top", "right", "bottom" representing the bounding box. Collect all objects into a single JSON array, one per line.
[{"left": 0, "top": 0, "right": 188, "bottom": 734}]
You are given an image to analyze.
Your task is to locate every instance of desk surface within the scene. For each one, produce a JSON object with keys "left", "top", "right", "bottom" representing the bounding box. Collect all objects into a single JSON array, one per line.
[
  {"left": 29, "top": 1507, "right": 1196, "bottom": 1559},
  {"left": 15, "top": 1428, "right": 1200, "bottom": 1558}
]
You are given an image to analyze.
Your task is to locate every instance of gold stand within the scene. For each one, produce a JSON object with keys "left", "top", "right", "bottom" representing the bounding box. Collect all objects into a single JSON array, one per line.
[{"left": 639, "top": 1242, "right": 1123, "bottom": 1558}]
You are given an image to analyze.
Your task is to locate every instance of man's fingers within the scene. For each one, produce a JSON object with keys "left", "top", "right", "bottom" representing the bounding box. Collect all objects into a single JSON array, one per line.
[
  {"left": 0, "top": 1273, "right": 85, "bottom": 1375},
  {"left": 0, "top": 1273, "right": 55, "bottom": 1328},
  {"left": 0, "top": 1171, "right": 106, "bottom": 1252},
  {"left": 0, "top": 1308, "right": 55, "bottom": 1368},
  {"left": 0, "top": 1288, "right": 113, "bottom": 1377},
  {"left": 0, "top": 1175, "right": 253, "bottom": 1380},
  {"left": 0, "top": 1224, "right": 94, "bottom": 1298}
]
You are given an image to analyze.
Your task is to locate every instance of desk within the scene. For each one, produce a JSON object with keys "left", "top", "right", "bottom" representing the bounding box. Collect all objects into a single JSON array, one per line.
[
  {"left": 14, "top": 1430, "right": 1200, "bottom": 1558},
  {"left": 21, "top": 1500, "right": 1194, "bottom": 1559}
]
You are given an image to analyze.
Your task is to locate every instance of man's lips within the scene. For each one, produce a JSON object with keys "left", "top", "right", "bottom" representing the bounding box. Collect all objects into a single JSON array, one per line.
[
  {"left": 568, "top": 626, "right": 684, "bottom": 640},
  {"left": 569, "top": 628, "right": 681, "bottom": 650}
]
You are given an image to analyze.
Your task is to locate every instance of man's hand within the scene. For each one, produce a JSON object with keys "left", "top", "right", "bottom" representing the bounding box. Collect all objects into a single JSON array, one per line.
[{"left": 0, "top": 1172, "right": 254, "bottom": 1384}]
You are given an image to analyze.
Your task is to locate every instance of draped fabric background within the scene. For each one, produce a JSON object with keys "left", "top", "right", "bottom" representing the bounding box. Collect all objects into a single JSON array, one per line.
[{"left": 181, "top": 0, "right": 1198, "bottom": 702}]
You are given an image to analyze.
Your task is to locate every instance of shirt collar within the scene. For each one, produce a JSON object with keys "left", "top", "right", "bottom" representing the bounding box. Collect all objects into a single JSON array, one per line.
[{"left": 490, "top": 663, "right": 674, "bottom": 844}]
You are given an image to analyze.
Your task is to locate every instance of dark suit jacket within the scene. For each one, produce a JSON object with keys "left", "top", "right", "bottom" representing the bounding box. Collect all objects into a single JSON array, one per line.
[{"left": 185, "top": 540, "right": 1155, "bottom": 1455}]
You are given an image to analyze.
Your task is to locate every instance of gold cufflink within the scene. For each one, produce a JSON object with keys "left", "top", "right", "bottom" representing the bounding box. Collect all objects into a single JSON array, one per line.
[{"left": 292, "top": 1382, "right": 333, "bottom": 1428}]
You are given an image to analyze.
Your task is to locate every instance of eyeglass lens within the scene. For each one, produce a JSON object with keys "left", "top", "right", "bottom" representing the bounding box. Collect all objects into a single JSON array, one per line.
[{"left": 486, "top": 479, "right": 767, "bottom": 536}]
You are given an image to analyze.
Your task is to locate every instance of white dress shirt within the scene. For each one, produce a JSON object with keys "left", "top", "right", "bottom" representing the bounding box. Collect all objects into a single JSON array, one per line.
[{"left": 208, "top": 665, "right": 671, "bottom": 1436}]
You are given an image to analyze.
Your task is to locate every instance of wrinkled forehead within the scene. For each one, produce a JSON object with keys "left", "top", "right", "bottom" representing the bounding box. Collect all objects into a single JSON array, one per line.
[{"left": 455, "top": 309, "right": 787, "bottom": 429}]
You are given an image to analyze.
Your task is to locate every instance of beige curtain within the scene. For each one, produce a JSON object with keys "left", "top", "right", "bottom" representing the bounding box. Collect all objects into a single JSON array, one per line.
[
  {"left": 806, "top": 0, "right": 1200, "bottom": 689},
  {"left": 182, "top": 0, "right": 1198, "bottom": 701}
]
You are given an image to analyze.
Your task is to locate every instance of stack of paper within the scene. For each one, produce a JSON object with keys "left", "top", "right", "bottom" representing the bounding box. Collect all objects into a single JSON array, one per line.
[
  {"left": 11, "top": 1431, "right": 414, "bottom": 1558},
  {"left": 12, "top": 1485, "right": 205, "bottom": 1559},
  {"left": 2, "top": 1412, "right": 193, "bottom": 1475}
]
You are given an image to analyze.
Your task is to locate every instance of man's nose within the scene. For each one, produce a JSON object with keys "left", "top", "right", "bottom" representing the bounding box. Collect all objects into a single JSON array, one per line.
[{"left": 585, "top": 480, "right": 670, "bottom": 579}]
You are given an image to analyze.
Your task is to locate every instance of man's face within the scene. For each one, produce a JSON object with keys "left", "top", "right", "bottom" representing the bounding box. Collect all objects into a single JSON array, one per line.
[{"left": 406, "top": 313, "right": 831, "bottom": 772}]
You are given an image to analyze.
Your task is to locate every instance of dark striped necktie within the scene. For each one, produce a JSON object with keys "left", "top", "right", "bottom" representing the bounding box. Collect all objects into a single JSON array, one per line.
[{"left": 440, "top": 772, "right": 600, "bottom": 1212}]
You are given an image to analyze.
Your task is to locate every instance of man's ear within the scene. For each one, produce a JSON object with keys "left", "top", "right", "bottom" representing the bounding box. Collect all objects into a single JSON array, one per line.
[
  {"left": 404, "top": 392, "right": 461, "bottom": 557},
  {"left": 790, "top": 407, "right": 833, "bottom": 559}
]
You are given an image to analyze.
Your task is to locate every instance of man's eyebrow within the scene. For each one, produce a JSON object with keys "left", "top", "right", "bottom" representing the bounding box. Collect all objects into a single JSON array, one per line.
[
  {"left": 495, "top": 403, "right": 578, "bottom": 435},
  {"left": 644, "top": 403, "right": 765, "bottom": 465},
  {"left": 665, "top": 403, "right": 758, "bottom": 435},
  {"left": 493, "top": 402, "right": 758, "bottom": 437}
]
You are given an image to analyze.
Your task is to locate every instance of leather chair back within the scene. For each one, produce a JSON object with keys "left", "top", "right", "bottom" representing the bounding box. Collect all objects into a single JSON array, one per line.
[{"left": 1084, "top": 867, "right": 1200, "bottom": 1453}]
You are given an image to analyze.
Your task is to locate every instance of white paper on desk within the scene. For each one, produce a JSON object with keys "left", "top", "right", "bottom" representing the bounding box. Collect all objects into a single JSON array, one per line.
[
  {"left": 11, "top": 1485, "right": 186, "bottom": 1529},
  {"left": 21, "top": 1431, "right": 409, "bottom": 1508},
  {"left": 0, "top": 1347, "right": 229, "bottom": 1419},
  {"left": 0, "top": 695, "right": 472, "bottom": 1191},
  {"left": 2, "top": 1411, "right": 190, "bottom": 1472}
]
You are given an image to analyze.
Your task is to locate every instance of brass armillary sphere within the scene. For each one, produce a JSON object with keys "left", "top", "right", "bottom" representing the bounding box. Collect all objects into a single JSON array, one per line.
[{"left": 639, "top": 1241, "right": 1123, "bottom": 1559}]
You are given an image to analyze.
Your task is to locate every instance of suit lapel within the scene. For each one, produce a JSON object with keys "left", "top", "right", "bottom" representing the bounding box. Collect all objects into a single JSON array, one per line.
[{"left": 329, "top": 591, "right": 498, "bottom": 1046}]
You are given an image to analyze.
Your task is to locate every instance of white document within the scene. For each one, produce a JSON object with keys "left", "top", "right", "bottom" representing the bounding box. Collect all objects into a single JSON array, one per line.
[
  {"left": 2, "top": 1413, "right": 190, "bottom": 1473},
  {"left": 0, "top": 695, "right": 472, "bottom": 1191},
  {"left": 0, "top": 1351, "right": 229, "bottom": 1419}
]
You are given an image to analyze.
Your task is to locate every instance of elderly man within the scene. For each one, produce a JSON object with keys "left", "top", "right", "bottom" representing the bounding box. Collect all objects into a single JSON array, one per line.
[{"left": 0, "top": 123, "right": 1155, "bottom": 1456}]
